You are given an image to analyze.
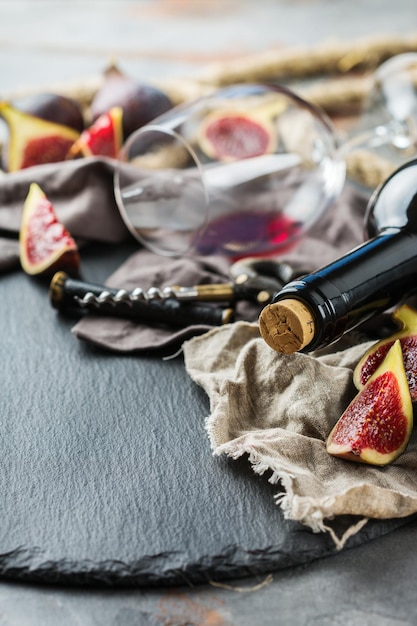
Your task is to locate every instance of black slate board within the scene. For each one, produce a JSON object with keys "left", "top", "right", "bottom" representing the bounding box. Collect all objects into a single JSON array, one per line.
[{"left": 0, "top": 242, "right": 414, "bottom": 587}]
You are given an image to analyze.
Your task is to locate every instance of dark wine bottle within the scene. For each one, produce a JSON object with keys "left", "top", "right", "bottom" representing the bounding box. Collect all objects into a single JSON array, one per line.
[{"left": 259, "top": 158, "right": 417, "bottom": 353}]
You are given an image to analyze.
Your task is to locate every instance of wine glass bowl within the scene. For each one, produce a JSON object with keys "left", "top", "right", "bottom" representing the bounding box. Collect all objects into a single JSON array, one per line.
[{"left": 114, "top": 84, "right": 345, "bottom": 258}]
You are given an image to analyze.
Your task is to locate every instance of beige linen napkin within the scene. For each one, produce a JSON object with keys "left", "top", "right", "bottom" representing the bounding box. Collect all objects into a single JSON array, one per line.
[{"left": 183, "top": 321, "right": 417, "bottom": 548}]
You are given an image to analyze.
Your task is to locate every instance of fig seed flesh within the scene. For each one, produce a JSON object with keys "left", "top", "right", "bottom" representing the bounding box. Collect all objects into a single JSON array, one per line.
[
  {"left": 198, "top": 111, "right": 276, "bottom": 161},
  {"left": 327, "top": 340, "right": 413, "bottom": 465},
  {"left": 67, "top": 107, "right": 123, "bottom": 159},
  {"left": 354, "top": 304, "right": 417, "bottom": 402},
  {"left": 330, "top": 371, "right": 408, "bottom": 455},
  {"left": 19, "top": 183, "right": 80, "bottom": 277},
  {"left": 358, "top": 335, "right": 417, "bottom": 400},
  {"left": 0, "top": 101, "right": 79, "bottom": 171},
  {"left": 21, "top": 135, "right": 76, "bottom": 168}
]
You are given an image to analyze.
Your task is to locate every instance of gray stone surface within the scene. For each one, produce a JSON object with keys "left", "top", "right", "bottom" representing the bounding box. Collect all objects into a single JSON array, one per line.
[{"left": 1, "top": 1, "right": 417, "bottom": 623}]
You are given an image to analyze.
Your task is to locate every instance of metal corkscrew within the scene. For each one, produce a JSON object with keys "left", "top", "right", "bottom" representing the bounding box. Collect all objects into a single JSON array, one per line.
[
  {"left": 49, "top": 272, "right": 234, "bottom": 328},
  {"left": 49, "top": 258, "right": 303, "bottom": 330},
  {"left": 73, "top": 282, "right": 241, "bottom": 306}
]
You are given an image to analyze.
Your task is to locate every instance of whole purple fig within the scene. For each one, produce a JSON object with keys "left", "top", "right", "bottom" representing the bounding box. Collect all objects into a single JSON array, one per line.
[
  {"left": 91, "top": 64, "right": 173, "bottom": 138},
  {"left": 12, "top": 92, "right": 85, "bottom": 133}
]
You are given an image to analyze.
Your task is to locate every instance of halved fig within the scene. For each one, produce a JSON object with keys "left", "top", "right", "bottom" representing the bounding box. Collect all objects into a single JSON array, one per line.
[
  {"left": 327, "top": 340, "right": 413, "bottom": 466},
  {"left": 66, "top": 106, "right": 123, "bottom": 159},
  {"left": 19, "top": 183, "right": 80, "bottom": 277},
  {"left": 354, "top": 304, "right": 417, "bottom": 401},
  {"left": 198, "top": 110, "right": 276, "bottom": 161},
  {"left": 0, "top": 101, "right": 80, "bottom": 171}
]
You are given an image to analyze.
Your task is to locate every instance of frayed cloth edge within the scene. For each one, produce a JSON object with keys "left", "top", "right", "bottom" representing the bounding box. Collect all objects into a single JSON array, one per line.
[{"left": 213, "top": 440, "right": 370, "bottom": 549}]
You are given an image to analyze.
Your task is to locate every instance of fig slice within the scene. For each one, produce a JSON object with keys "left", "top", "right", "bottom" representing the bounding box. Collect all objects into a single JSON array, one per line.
[
  {"left": 19, "top": 183, "right": 80, "bottom": 277},
  {"left": 354, "top": 304, "right": 417, "bottom": 402},
  {"left": 198, "top": 110, "right": 277, "bottom": 161},
  {"left": 0, "top": 101, "right": 80, "bottom": 171},
  {"left": 66, "top": 106, "right": 123, "bottom": 159},
  {"left": 327, "top": 340, "right": 413, "bottom": 466}
]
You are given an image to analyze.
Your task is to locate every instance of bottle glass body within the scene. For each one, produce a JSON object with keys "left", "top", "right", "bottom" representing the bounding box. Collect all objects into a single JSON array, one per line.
[{"left": 269, "top": 158, "right": 417, "bottom": 351}]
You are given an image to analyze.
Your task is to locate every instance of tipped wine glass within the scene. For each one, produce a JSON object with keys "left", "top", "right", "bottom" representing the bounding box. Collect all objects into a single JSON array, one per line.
[
  {"left": 340, "top": 52, "right": 417, "bottom": 174},
  {"left": 114, "top": 53, "right": 417, "bottom": 259},
  {"left": 114, "top": 83, "right": 345, "bottom": 258}
]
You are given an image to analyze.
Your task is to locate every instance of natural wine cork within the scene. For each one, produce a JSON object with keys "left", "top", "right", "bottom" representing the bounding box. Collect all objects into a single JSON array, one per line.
[{"left": 259, "top": 299, "right": 316, "bottom": 354}]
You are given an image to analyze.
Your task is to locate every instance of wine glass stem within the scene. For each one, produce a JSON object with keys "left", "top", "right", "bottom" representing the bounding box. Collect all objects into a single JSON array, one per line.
[{"left": 338, "top": 118, "right": 415, "bottom": 158}]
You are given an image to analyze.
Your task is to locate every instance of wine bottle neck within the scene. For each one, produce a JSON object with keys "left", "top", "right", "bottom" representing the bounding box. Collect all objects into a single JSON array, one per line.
[
  {"left": 366, "top": 160, "right": 417, "bottom": 236},
  {"left": 273, "top": 227, "right": 417, "bottom": 351}
]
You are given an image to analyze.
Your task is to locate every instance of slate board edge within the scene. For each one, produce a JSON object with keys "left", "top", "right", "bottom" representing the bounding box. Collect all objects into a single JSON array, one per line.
[{"left": 0, "top": 515, "right": 413, "bottom": 588}]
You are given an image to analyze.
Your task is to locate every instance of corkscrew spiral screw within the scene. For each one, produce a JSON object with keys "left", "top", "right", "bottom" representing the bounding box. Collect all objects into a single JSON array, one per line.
[
  {"left": 49, "top": 272, "right": 235, "bottom": 328},
  {"left": 73, "top": 285, "right": 183, "bottom": 310}
]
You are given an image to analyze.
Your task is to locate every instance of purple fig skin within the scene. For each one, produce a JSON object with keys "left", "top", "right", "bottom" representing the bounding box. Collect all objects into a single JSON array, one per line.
[
  {"left": 12, "top": 93, "right": 85, "bottom": 133},
  {"left": 91, "top": 70, "right": 172, "bottom": 138}
]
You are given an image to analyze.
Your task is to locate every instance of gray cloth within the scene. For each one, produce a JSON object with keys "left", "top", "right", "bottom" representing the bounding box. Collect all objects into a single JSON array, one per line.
[
  {"left": 72, "top": 251, "right": 236, "bottom": 352},
  {"left": 0, "top": 154, "right": 366, "bottom": 276}
]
